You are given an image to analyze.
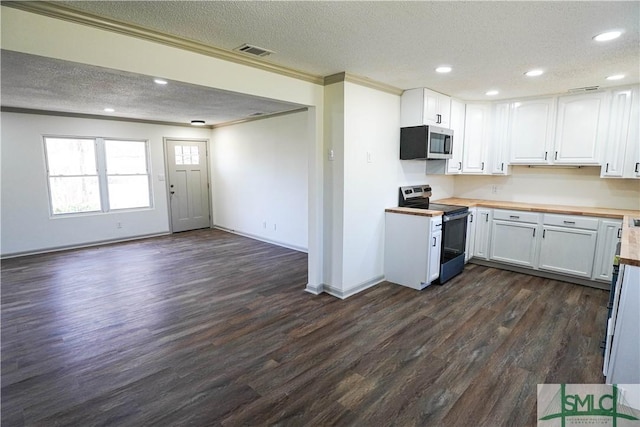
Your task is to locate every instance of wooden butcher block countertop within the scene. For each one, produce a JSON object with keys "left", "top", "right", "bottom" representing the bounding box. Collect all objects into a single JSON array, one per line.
[{"left": 384, "top": 207, "right": 444, "bottom": 217}]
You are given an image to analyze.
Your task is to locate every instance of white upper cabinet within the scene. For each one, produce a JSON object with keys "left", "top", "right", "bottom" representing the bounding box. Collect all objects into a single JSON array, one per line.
[
  {"left": 509, "top": 97, "right": 556, "bottom": 164},
  {"left": 554, "top": 92, "right": 609, "bottom": 165},
  {"left": 446, "top": 98, "right": 465, "bottom": 174},
  {"left": 491, "top": 102, "right": 511, "bottom": 175},
  {"left": 400, "top": 88, "right": 451, "bottom": 128},
  {"left": 462, "top": 103, "right": 492, "bottom": 174},
  {"left": 601, "top": 88, "right": 633, "bottom": 177}
]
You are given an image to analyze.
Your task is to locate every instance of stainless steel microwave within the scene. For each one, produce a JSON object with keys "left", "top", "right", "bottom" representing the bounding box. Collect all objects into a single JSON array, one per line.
[{"left": 400, "top": 125, "right": 454, "bottom": 160}]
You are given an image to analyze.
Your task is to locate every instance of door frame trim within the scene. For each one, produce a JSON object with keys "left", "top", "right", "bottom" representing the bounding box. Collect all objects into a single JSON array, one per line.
[{"left": 163, "top": 137, "right": 212, "bottom": 233}]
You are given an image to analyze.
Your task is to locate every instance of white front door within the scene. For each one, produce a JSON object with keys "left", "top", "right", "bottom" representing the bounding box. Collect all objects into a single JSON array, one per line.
[{"left": 165, "top": 139, "right": 211, "bottom": 232}]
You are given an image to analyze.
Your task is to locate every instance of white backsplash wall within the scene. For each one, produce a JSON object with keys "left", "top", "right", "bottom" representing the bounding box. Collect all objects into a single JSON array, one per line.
[
  {"left": 454, "top": 166, "right": 640, "bottom": 210},
  {"left": 397, "top": 160, "right": 456, "bottom": 200}
]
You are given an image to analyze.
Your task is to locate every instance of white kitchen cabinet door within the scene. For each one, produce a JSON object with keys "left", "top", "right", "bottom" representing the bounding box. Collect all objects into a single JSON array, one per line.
[
  {"left": 592, "top": 219, "right": 622, "bottom": 282},
  {"left": 601, "top": 89, "right": 633, "bottom": 177},
  {"left": 491, "top": 102, "right": 511, "bottom": 175},
  {"left": 474, "top": 208, "right": 492, "bottom": 260},
  {"left": 424, "top": 89, "right": 451, "bottom": 128},
  {"left": 539, "top": 226, "right": 598, "bottom": 278},
  {"left": 462, "top": 103, "right": 491, "bottom": 174},
  {"left": 554, "top": 92, "right": 609, "bottom": 165},
  {"left": 490, "top": 221, "right": 538, "bottom": 267},
  {"left": 429, "top": 230, "right": 442, "bottom": 284},
  {"left": 509, "top": 98, "right": 556, "bottom": 164},
  {"left": 447, "top": 98, "right": 465, "bottom": 174},
  {"left": 400, "top": 88, "right": 451, "bottom": 128},
  {"left": 465, "top": 208, "right": 476, "bottom": 262}
]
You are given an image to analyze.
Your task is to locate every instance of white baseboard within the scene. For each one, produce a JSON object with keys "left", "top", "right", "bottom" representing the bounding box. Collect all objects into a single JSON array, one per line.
[{"left": 213, "top": 225, "right": 308, "bottom": 253}]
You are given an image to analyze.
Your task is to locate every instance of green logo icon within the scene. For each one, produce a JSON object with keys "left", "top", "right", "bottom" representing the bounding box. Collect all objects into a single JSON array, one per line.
[{"left": 538, "top": 384, "right": 640, "bottom": 426}]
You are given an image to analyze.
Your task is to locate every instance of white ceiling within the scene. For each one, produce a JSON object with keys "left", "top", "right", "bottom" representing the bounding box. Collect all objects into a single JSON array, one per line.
[{"left": 2, "top": 1, "right": 639, "bottom": 125}]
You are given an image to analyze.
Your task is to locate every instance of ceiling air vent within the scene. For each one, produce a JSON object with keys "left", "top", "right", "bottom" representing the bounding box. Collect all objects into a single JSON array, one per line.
[
  {"left": 568, "top": 86, "right": 600, "bottom": 93},
  {"left": 234, "top": 44, "right": 275, "bottom": 57}
]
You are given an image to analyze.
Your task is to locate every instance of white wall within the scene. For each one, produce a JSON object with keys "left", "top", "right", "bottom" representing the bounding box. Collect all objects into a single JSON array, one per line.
[
  {"left": 210, "top": 111, "right": 308, "bottom": 251},
  {"left": 455, "top": 166, "right": 640, "bottom": 210},
  {"left": 341, "top": 82, "right": 401, "bottom": 294},
  {"left": 0, "top": 112, "right": 211, "bottom": 256}
]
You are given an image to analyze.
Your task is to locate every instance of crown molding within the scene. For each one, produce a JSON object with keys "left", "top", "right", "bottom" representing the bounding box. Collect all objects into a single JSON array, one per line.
[
  {"left": 2, "top": 1, "right": 325, "bottom": 85},
  {"left": 324, "top": 72, "right": 403, "bottom": 96}
]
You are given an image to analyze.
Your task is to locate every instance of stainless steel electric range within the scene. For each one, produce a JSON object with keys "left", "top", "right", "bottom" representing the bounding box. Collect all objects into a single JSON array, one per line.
[{"left": 399, "top": 185, "right": 470, "bottom": 284}]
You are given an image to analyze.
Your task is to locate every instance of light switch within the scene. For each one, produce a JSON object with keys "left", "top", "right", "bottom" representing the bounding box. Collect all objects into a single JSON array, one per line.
[
  {"left": 366, "top": 151, "right": 372, "bottom": 163},
  {"left": 158, "top": 174, "right": 165, "bottom": 181}
]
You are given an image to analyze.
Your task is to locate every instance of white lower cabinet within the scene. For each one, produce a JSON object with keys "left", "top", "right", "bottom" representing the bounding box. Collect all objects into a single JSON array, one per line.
[
  {"left": 470, "top": 208, "right": 622, "bottom": 284},
  {"left": 490, "top": 210, "right": 540, "bottom": 267},
  {"left": 592, "top": 219, "right": 623, "bottom": 282},
  {"left": 538, "top": 214, "right": 599, "bottom": 278},
  {"left": 384, "top": 212, "right": 442, "bottom": 290},
  {"left": 538, "top": 226, "right": 598, "bottom": 278},
  {"left": 490, "top": 221, "right": 538, "bottom": 267},
  {"left": 474, "top": 208, "right": 492, "bottom": 260}
]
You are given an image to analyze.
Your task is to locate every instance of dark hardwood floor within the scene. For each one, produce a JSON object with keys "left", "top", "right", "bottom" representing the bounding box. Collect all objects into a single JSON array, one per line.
[{"left": 1, "top": 229, "right": 608, "bottom": 426}]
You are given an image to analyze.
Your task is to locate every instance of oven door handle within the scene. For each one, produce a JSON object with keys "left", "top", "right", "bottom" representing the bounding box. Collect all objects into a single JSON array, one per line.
[{"left": 442, "top": 211, "right": 470, "bottom": 222}]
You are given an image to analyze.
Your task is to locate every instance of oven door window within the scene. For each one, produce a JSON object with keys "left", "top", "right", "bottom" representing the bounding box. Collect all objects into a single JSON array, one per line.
[{"left": 442, "top": 216, "right": 467, "bottom": 261}]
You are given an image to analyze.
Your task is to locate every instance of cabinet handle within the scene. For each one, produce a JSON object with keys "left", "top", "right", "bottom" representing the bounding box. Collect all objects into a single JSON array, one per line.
[
  {"left": 542, "top": 229, "right": 546, "bottom": 238},
  {"left": 606, "top": 163, "right": 609, "bottom": 173},
  {"left": 485, "top": 213, "right": 489, "bottom": 222},
  {"left": 433, "top": 236, "right": 437, "bottom": 247},
  {"left": 481, "top": 162, "right": 485, "bottom": 171},
  {"left": 533, "top": 228, "right": 536, "bottom": 237},
  {"left": 437, "top": 114, "right": 442, "bottom": 124},
  {"left": 470, "top": 213, "right": 474, "bottom": 223},
  {"left": 618, "top": 228, "right": 622, "bottom": 239},
  {"left": 459, "top": 161, "right": 462, "bottom": 171},
  {"left": 563, "top": 220, "right": 576, "bottom": 225},
  {"left": 545, "top": 152, "right": 548, "bottom": 160},
  {"left": 555, "top": 151, "right": 558, "bottom": 160},
  {"left": 636, "top": 162, "right": 639, "bottom": 173},
  {"left": 501, "top": 162, "right": 504, "bottom": 171},
  {"left": 509, "top": 215, "right": 520, "bottom": 219}
]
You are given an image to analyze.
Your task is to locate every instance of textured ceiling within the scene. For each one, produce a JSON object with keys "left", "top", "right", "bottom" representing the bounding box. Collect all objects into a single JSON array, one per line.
[
  {"left": 2, "top": 1, "right": 639, "bottom": 124},
  {"left": 56, "top": 0, "right": 640, "bottom": 100},
  {"left": 1, "top": 50, "right": 302, "bottom": 125}
]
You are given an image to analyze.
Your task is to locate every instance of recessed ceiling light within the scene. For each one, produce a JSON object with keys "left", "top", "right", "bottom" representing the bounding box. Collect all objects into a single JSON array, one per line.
[
  {"left": 606, "top": 74, "right": 625, "bottom": 80},
  {"left": 435, "top": 66, "right": 452, "bottom": 73},
  {"left": 104, "top": 108, "right": 115, "bottom": 113},
  {"left": 154, "top": 78, "right": 168, "bottom": 85},
  {"left": 593, "top": 31, "right": 622, "bottom": 42},
  {"left": 190, "top": 120, "right": 206, "bottom": 126},
  {"left": 486, "top": 90, "right": 499, "bottom": 96},
  {"left": 525, "top": 69, "right": 544, "bottom": 77}
]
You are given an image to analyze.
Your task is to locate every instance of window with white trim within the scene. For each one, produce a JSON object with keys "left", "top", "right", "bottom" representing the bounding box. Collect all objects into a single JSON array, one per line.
[{"left": 44, "top": 137, "right": 152, "bottom": 215}]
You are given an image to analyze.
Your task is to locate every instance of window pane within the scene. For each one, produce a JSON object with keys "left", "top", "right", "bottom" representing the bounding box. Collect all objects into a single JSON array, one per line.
[
  {"left": 49, "top": 177, "right": 101, "bottom": 214},
  {"left": 175, "top": 146, "right": 183, "bottom": 165},
  {"left": 45, "top": 138, "right": 96, "bottom": 175},
  {"left": 190, "top": 146, "right": 200, "bottom": 165},
  {"left": 105, "top": 140, "right": 148, "bottom": 174},
  {"left": 108, "top": 176, "right": 150, "bottom": 210}
]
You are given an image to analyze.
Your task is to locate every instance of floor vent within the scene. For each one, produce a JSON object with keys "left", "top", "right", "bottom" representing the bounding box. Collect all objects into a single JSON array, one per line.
[
  {"left": 568, "top": 86, "right": 600, "bottom": 93},
  {"left": 234, "top": 44, "right": 275, "bottom": 57}
]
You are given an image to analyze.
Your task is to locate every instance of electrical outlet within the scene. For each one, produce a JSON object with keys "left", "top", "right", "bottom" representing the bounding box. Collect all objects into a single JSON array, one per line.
[
  {"left": 273, "top": 224, "right": 277, "bottom": 231},
  {"left": 116, "top": 222, "right": 122, "bottom": 229},
  {"left": 263, "top": 221, "right": 267, "bottom": 229},
  {"left": 491, "top": 185, "right": 498, "bottom": 194}
]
